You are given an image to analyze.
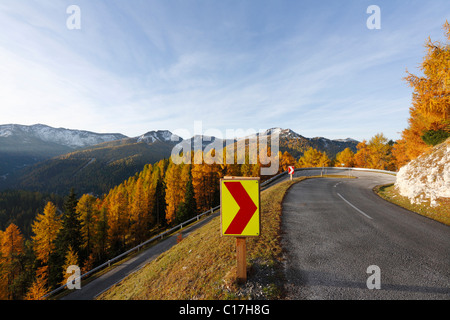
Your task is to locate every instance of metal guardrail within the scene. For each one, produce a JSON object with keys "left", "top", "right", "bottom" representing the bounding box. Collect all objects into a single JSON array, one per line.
[
  {"left": 43, "top": 204, "right": 221, "bottom": 299},
  {"left": 44, "top": 171, "right": 289, "bottom": 299},
  {"left": 261, "top": 170, "right": 288, "bottom": 187},
  {"left": 261, "top": 167, "right": 396, "bottom": 190},
  {"left": 293, "top": 167, "right": 397, "bottom": 175},
  {"left": 45, "top": 166, "right": 395, "bottom": 299}
]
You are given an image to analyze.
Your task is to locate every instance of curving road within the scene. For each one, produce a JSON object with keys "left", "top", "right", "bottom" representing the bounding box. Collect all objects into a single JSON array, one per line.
[
  {"left": 62, "top": 211, "right": 219, "bottom": 300},
  {"left": 282, "top": 170, "right": 450, "bottom": 299}
]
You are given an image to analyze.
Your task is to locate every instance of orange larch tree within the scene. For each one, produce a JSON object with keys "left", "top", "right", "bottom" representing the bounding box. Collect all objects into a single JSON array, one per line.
[
  {"left": 165, "top": 162, "right": 188, "bottom": 225},
  {"left": 396, "top": 21, "right": 450, "bottom": 166},
  {"left": 107, "top": 185, "right": 129, "bottom": 253},
  {"left": 279, "top": 151, "right": 296, "bottom": 172},
  {"left": 61, "top": 245, "right": 79, "bottom": 286},
  {"left": 31, "top": 202, "right": 62, "bottom": 266},
  {"left": 130, "top": 177, "right": 151, "bottom": 244},
  {"left": 297, "top": 147, "right": 331, "bottom": 168},
  {"left": 335, "top": 148, "right": 355, "bottom": 167},
  {"left": 76, "top": 194, "right": 98, "bottom": 258},
  {"left": 0, "top": 223, "right": 25, "bottom": 300},
  {"left": 354, "top": 140, "right": 369, "bottom": 168}
]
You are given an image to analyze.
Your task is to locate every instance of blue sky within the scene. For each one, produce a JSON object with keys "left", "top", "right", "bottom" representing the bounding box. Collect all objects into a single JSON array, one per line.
[{"left": 0, "top": 0, "right": 449, "bottom": 141}]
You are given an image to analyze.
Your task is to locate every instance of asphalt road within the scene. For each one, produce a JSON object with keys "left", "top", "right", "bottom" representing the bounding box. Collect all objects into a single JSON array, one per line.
[
  {"left": 282, "top": 171, "right": 450, "bottom": 299},
  {"left": 60, "top": 168, "right": 320, "bottom": 300},
  {"left": 62, "top": 211, "right": 219, "bottom": 300}
]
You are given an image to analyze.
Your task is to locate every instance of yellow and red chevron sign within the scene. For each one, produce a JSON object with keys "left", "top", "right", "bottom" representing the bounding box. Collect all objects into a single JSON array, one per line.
[{"left": 220, "top": 177, "right": 260, "bottom": 237}]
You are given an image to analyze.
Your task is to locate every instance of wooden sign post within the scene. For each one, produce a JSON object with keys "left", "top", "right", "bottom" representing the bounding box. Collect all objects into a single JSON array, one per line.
[
  {"left": 236, "top": 237, "right": 247, "bottom": 282},
  {"left": 220, "top": 177, "right": 260, "bottom": 283}
]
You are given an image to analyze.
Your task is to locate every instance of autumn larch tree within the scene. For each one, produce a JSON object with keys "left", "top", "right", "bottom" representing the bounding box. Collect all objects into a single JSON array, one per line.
[
  {"left": 130, "top": 177, "right": 151, "bottom": 245},
  {"left": 31, "top": 201, "right": 62, "bottom": 292},
  {"left": 191, "top": 150, "right": 222, "bottom": 213},
  {"left": 354, "top": 140, "right": 369, "bottom": 168},
  {"left": 24, "top": 265, "right": 49, "bottom": 300},
  {"left": 0, "top": 223, "right": 25, "bottom": 299},
  {"left": 107, "top": 184, "right": 129, "bottom": 254},
  {"left": 76, "top": 194, "right": 98, "bottom": 259},
  {"left": 395, "top": 21, "right": 450, "bottom": 166},
  {"left": 366, "top": 133, "right": 394, "bottom": 170},
  {"left": 61, "top": 245, "right": 79, "bottom": 286},
  {"left": 279, "top": 151, "right": 296, "bottom": 172},
  {"left": 165, "top": 162, "right": 189, "bottom": 225},
  {"left": 335, "top": 148, "right": 355, "bottom": 167},
  {"left": 297, "top": 147, "right": 331, "bottom": 168}
]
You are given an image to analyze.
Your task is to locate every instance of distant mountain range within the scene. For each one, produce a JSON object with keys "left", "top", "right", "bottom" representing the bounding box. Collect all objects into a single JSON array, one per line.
[
  {"left": 0, "top": 124, "right": 126, "bottom": 176},
  {"left": 0, "top": 123, "right": 127, "bottom": 149},
  {"left": 0, "top": 123, "right": 359, "bottom": 195},
  {"left": 245, "top": 127, "right": 358, "bottom": 159}
]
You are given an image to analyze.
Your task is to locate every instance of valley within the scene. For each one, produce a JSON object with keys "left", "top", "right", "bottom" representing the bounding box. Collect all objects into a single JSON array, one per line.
[{"left": 0, "top": 124, "right": 358, "bottom": 196}]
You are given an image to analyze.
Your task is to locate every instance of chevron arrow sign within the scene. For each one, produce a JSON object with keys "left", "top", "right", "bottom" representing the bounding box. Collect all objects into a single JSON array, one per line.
[{"left": 220, "top": 177, "right": 260, "bottom": 237}]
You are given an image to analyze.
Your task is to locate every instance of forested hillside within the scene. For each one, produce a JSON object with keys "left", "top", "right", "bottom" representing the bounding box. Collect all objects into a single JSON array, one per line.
[
  {"left": 0, "top": 136, "right": 398, "bottom": 299},
  {"left": 0, "top": 190, "right": 64, "bottom": 239},
  {"left": 4, "top": 138, "right": 177, "bottom": 196},
  {"left": 1, "top": 128, "right": 358, "bottom": 196},
  {"left": 1, "top": 21, "right": 447, "bottom": 301},
  {"left": 0, "top": 124, "right": 126, "bottom": 178}
]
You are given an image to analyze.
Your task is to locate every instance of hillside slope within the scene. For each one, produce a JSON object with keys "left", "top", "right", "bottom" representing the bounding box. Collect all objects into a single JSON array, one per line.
[
  {"left": 98, "top": 178, "right": 299, "bottom": 300},
  {"left": 239, "top": 128, "right": 358, "bottom": 159},
  {"left": 395, "top": 138, "right": 450, "bottom": 207},
  {"left": 10, "top": 137, "right": 178, "bottom": 196},
  {"left": 2, "top": 126, "right": 358, "bottom": 195},
  {"left": 0, "top": 124, "right": 126, "bottom": 177}
]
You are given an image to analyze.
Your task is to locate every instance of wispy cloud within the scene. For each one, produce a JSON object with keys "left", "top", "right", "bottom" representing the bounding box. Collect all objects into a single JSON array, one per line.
[{"left": 0, "top": 0, "right": 449, "bottom": 141}]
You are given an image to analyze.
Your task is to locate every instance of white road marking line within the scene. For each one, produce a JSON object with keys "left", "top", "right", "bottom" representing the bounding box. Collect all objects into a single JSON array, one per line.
[{"left": 337, "top": 193, "right": 373, "bottom": 220}]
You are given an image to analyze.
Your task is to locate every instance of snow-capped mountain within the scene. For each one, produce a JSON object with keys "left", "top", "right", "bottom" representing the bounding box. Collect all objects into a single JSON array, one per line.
[
  {"left": 0, "top": 125, "right": 183, "bottom": 195},
  {"left": 333, "top": 138, "right": 359, "bottom": 143},
  {"left": 0, "top": 124, "right": 127, "bottom": 149},
  {"left": 137, "top": 130, "right": 181, "bottom": 144},
  {"left": 0, "top": 123, "right": 359, "bottom": 195},
  {"left": 231, "top": 127, "right": 358, "bottom": 160},
  {"left": 261, "top": 127, "right": 304, "bottom": 138},
  {"left": 240, "top": 127, "right": 358, "bottom": 145},
  {"left": 236, "top": 127, "right": 305, "bottom": 141}
]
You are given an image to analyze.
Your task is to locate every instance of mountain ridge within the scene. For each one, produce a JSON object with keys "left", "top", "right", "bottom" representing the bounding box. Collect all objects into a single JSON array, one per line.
[
  {"left": 0, "top": 123, "right": 127, "bottom": 149},
  {"left": 0, "top": 123, "right": 359, "bottom": 195},
  {"left": 0, "top": 123, "right": 359, "bottom": 152}
]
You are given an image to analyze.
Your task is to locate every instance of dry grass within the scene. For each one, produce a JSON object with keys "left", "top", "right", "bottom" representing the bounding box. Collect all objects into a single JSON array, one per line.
[
  {"left": 98, "top": 175, "right": 358, "bottom": 300},
  {"left": 98, "top": 177, "right": 305, "bottom": 300},
  {"left": 375, "top": 184, "right": 450, "bottom": 226}
]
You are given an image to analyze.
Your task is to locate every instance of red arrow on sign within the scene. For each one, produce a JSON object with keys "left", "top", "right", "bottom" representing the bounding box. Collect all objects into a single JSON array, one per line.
[
  {"left": 288, "top": 166, "right": 295, "bottom": 175},
  {"left": 224, "top": 181, "right": 258, "bottom": 235}
]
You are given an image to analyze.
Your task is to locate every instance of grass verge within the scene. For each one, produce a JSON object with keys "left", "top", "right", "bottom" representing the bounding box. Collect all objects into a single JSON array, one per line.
[
  {"left": 98, "top": 175, "right": 354, "bottom": 300},
  {"left": 374, "top": 184, "right": 450, "bottom": 226}
]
